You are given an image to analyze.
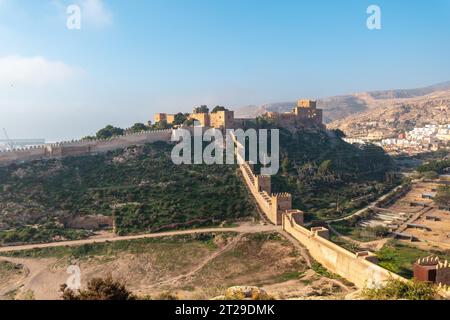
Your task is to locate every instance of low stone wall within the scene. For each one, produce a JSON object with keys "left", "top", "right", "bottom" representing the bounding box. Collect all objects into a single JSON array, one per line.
[{"left": 0, "top": 129, "right": 173, "bottom": 167}]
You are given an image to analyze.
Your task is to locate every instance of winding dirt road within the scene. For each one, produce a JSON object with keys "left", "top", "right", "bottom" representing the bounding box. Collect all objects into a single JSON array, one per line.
[{"left": 0, "top": 224, "right": 281, "bottom": 254}]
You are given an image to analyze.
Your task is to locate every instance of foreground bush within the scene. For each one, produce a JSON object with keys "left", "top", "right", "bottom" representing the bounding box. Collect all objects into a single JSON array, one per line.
[
  {"left": 60, "top": 275, "right": 134, "bottom": 300},
  {"left": 362, "top": 278, "right": 438, "bottom": 300}
]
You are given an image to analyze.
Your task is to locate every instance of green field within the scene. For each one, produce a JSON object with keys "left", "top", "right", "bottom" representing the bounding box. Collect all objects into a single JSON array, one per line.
[{"left": 376, "top": 240, "right": 450, "bottom": 278}]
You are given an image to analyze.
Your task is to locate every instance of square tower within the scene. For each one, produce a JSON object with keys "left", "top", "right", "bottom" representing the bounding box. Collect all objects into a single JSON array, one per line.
[
  {"left": 297, "top": 99, "right": 317, "bottom": 109},
  {"left": 271, "top": 193, "right": 292, "bottom": 225}
]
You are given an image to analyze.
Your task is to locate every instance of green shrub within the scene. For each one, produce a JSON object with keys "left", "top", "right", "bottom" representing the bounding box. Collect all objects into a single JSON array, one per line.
[
  {"left": 417, "top": 159, "right": 450, "bottom": 174},
  {"left": 362, "top": 278, "right": 437, "bottom": 300},
  {"left": 61, "top": 275, "right": 134, "bottom": 300}
]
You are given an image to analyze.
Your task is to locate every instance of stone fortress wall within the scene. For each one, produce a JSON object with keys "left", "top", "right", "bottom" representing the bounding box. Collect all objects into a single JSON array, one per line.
[
  {"left": 231, "top": 132, "right": 302, "bottom": 225},
  {"left": 230, "top": 131, "right": 406, "bottom": 288},
  {"left": 282, "top": 213, "right": 404, "bottom": 288},
  {"left": 0, "top": 129, "right": 173, "bottom": 167}
]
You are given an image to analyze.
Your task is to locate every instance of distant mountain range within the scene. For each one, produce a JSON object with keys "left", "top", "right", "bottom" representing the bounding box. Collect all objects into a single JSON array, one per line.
[{"left": 234, "top": 81, "right": 450, "bottom": 126}]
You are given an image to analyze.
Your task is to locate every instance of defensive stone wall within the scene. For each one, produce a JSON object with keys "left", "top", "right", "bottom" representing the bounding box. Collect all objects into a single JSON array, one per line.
[
  {"left": 0, "top": 146, "right": 48, "bottom": 166},
  {"left": 283, "top": 212, "right": 404, "bottom": 288},
  {"left": 231, "top": 132, "right": 290, "bottom": 225},
  {"left": 0, "top": 129, "right": 173, "bottom": 167},
  {"left": 230, "top": 131, "right": 407, "bottom": 288}
]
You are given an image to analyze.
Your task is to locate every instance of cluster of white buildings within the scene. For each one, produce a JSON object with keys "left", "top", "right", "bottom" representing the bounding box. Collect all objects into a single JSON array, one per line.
[
  {"left": 344, "top": 124, "right": 450, "bottom": 155},
  {"left": 381, "top": 124, "right": 450, "bottom": 154},
  {"left": 405, "top": 125, "right": 450, "bottom": 141}
]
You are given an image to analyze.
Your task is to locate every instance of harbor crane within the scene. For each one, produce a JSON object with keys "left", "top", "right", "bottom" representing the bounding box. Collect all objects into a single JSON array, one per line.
[{"left": 2, "top": 128, "right": 15, "bottom": 150}]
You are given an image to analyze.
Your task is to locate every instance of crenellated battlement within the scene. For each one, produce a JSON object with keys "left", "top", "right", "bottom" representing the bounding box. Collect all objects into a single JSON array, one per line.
[
  {"left": 235, "top": 153, "right": 293, "bottom": 225},
  {"left": 416, "top": 256, "right": 441, "bottom": 266},
  {"left": 0, "top": 129, "right": 173, "bottom": 166},
  {"left": 0, "top": 129, "right": 173, "bottom": 153},
  {"left": 414, "top": 256, "right": 450, "bottom": 287},
  {"left": 438, "top": 260, "right": 450, "bottom": 269},
  {"left": 272, "top": 193, "right": 291, "bottom": 200},
  {"left": 0, "top": 145, "right": 46, "bottom": 154}
]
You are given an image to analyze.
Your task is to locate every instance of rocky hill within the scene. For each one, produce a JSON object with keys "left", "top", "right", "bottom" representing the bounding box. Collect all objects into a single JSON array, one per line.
[
  {"left": 234, "top": 81, "right": 450, "bottom": 127},
  {"left": 328, "top": 90, "right": 450, "bottom": 137}
]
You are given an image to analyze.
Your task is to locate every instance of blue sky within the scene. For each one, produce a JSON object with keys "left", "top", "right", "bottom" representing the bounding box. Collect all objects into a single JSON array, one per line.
[{"left": 0, "top": 0, "right": 449, "bottom": 140}]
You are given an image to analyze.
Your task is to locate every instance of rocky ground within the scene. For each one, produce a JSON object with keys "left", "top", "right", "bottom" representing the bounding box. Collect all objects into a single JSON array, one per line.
[{"left": 328, "top": 91, "right": 450, "bottom": 137}]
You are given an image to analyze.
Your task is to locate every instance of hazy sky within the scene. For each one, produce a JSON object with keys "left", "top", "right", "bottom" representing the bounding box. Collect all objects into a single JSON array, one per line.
[{"left": 0, "top": 0, "right": 449, "bottom": 140}]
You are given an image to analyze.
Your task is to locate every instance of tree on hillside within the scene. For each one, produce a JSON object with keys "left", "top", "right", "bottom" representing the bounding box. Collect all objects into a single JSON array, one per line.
[
  {"left": 281, "top": 156, "right": 290, "bottom": 175},
  {"left": 333, "top": 129, "right": 346, "bottom": 139},
  {"left": 193, "top": 105, "right": 209, "bottom": 114},
  {"left": 422, "top": 171, "right": 439, "bottom": 180},
  {"left": 130, "top": 123, "right": 148, "bottom": 133},
  {"left": 184, "top": 118, "right": 196, "bottom": 126},
  {"left": 435, "top": 185, "right": 450, "bottom": 207},
  {"left": 60, "top": 275, "right": 135, "bottom": 300},
  {"left": 318, "top": 160, "right": 333, "bottom": 176},
  {"left": 173, "top": 113, "right": 188, "bottom": 125},
  {"left": 417, "top": 159, "right": 450, "bottom": 174},
  {"left": 153, "top": 120, "right": 172, "bottom": 130},
  {"left": 81, "top": 136, "right": 96, "bottom": 141},
  {"left": 255, "top": 117, "right": 271, "bottom": 129},
  {"left": 96, "top": 125, "right": 125, "bottom": 139},
  {"left": 211, "top": 106, "right": 228, "bottom": 113}
]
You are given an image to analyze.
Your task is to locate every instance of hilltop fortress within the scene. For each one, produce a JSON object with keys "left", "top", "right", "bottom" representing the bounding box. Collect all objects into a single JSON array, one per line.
[
  {"left": 265, "top": 99, "right": 324, "bottom": 129},
  {"left": 0, "top": 99, "right": 323, "bottom": 167},
  {"left": 155, "top": 99, "right": 324, "bottom": 131}
]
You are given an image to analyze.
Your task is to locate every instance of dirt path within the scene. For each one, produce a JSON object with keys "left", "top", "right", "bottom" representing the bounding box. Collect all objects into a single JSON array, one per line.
[
  {"left": 150, "top": 234, "right": 245, "bottom": 288},
  {"left": 0, "top": 225, "right": 354, "bottom": 300},
  {"left": 0, "top": 256, "right": 64, "bottom": 300},
  {"left": 0, "top": 224, "right": 281, "bottom": 254},
  {"left": 0, "top": 258, "right": 31, "bottom": 296},
  {"left": 279, "top": 230, "right": 312, "bottom": 267}
]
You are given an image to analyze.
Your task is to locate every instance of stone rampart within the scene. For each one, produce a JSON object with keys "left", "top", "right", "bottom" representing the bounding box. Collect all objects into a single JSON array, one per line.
[
  {"left": 231, "top": 132, "right": 289, "bottom": 225},
  {"left": 0, "top": 129, "right": 173, "bottom": 167},
  {"left": 230, "top": 131, "right": 407, "bottom": 288},
  {"left": 283, "top": 212, "right": 405, "bottom": 288}
]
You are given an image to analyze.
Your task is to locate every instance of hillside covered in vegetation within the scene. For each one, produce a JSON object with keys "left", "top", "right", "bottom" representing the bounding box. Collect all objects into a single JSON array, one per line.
[{"left": 0, "top": 142, "right": 256, "bottom": 244}]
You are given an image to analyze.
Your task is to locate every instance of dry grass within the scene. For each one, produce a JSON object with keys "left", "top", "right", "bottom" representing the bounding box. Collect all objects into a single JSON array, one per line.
[{"left": 0, "top": 232, "right": 353, "bottom": 300}]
